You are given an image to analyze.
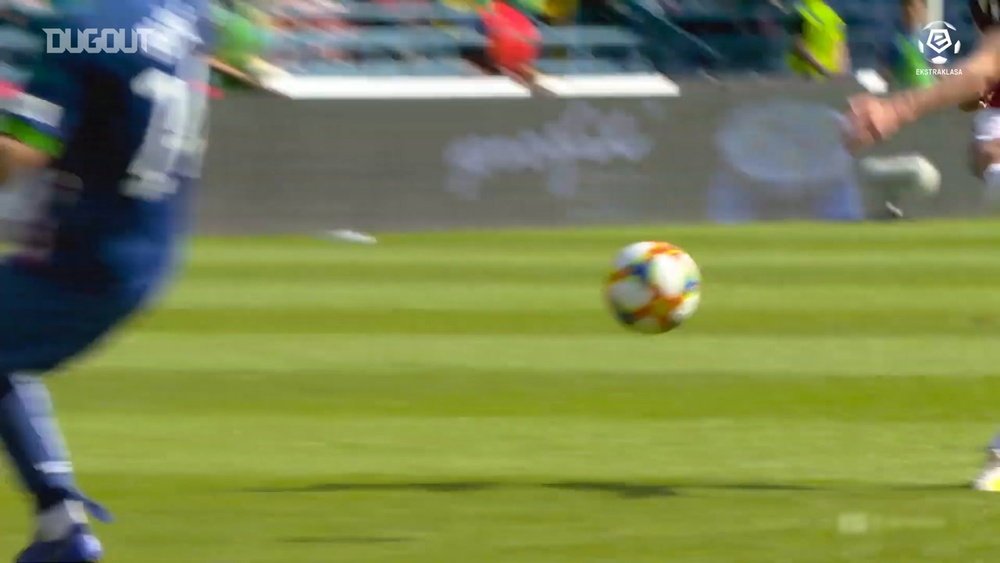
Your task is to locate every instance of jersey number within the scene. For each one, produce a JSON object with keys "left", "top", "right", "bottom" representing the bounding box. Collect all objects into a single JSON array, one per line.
[{"left": 124, "top": 66, "right": 208, "bottom": 201}]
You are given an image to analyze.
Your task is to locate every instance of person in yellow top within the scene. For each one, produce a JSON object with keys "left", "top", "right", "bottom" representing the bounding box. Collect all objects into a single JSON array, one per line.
[
  {"left": 540, "top": 0, "right": 578, "bottom": 23},
  {"left": 787, "top": 0, "right": 851, "bottom": 78}
]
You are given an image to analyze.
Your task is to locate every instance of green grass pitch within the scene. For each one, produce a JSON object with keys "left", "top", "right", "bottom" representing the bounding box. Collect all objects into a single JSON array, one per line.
[{"left": 3, "top": 220, "right": 1000, "bottom": 562}]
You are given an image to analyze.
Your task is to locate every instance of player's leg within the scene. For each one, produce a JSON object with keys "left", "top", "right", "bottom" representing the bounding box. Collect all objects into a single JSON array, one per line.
[
  {"left": 973, "top": 436, "right": 1000, "bottom": 492},
  {"left": 858, "top": 154, "right": 941, "bottom": 219},
  {"left": 972, "top": 108, "right": 1000, "bottom": 203},
  {"left": 972, "top": 109, "right": 1000, "bottom": 490},
  {"left": 969, "top": 109, "right": 1000, "bottom": 491},
  {"left": 0, "top": 266, "right": 137, "bottom": 561},
  {"left": 1, "top": 372, "right": 82, "bottom": 519},
  {"left": 0, "top": 372, "right": 108, "bottom": 562}
]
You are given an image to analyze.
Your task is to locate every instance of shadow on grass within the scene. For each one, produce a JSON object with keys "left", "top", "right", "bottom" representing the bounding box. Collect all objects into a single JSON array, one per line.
[
  {"left": 247, "top": 480, "right": 825, "bottom": 499},
  {"left": 887, "top": 483, "right": 970, "bottom": 491}
]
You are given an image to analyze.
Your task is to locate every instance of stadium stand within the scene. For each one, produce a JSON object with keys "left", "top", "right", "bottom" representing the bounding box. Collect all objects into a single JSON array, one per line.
[
  {"left": 260, "top": 0, "right": 650, "bottom": 76},
  {"left": 0, "top": 1, "right": 984, "bottom": 81},
  {"left": 0, "top": 28, "right": 35, "bottom": 83},
  {"left": 257, "top": 0, "right": 965, "bottom": 78}
]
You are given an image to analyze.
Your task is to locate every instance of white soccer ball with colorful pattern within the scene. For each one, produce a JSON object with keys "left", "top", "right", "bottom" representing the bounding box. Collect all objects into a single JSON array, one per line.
[{"left": 604, "top": 242, "right": 701, "bottom": 334}]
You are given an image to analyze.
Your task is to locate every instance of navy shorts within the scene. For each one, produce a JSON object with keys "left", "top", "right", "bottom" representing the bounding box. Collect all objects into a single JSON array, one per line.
[{"left": 0, "top": 263, "right": 146, "bottom": 374}]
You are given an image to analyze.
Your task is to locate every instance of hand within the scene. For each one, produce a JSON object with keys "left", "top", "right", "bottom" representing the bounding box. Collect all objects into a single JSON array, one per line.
[
  {"left": 844, "top": 94, "right": 911, "bottom": 151},
  {"left": 960, "top": 90, "right": 993, "bottom": 112},
  {"left": 959, "top": 97, "right": 987, "bottom": 112}
]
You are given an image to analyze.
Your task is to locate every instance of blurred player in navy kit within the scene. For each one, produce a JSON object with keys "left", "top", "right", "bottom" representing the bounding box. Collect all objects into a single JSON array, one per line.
[{"left": 0, "top": 1, "right": 216, "bottom": 561}]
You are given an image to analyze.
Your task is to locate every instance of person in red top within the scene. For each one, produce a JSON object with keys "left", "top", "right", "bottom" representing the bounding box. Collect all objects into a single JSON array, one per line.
[
  {"left": 847, "top": 0, "right": 1000, "bottom": 491},
  {"left": 482, "top": 1, "right": 540, "bottom": 79}
]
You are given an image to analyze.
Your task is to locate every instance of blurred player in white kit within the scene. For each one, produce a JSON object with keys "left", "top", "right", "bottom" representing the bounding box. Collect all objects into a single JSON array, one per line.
[{"left": 847, "top": 0, "right": 1000, "bottom": 491}]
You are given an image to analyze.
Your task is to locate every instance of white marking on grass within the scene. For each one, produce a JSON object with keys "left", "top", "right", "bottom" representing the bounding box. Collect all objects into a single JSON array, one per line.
[{"left": 325, "top": 229, "right": 378, "bottom": 244}]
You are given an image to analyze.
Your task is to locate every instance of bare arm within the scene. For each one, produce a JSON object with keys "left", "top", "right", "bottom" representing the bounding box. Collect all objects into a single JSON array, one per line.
[
  {"left": 894, "top": 31, "right": 1000, "bottom": 123},
  {"left": 0, "top": 136, "right": 50, "bottom": 185},
  {"left": 848, "top": 30, "right": 1000, "bottom": 149}
]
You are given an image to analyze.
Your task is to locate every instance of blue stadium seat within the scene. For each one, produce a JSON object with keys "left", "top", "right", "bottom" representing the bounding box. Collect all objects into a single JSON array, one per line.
[
  {"left": 337, "top": 2, "right": 480, "bottom": 24},
  {"left": 272, "top": 1, "right": 480, "bottom": 26},
  {"left": 695, "top": 34, "right": 784, "bottom": 72},
  {"left": 277, "top": 26, "right": 490, "bottom": 65},
  {"left": 266, "top": 30, "right": 307, "bottom": 56},
  {"left": 0, "top": 28, "right": 41, "bottom": 70},
  {"left": 536, "top": 58, "right": 639, "bottom": 74},
  {"left": 294, "top": 57, "right": 477, "bottom": 76},
  {"left": 440, "top": 27, "right": 488, "bottom": 49},
  {"left": 296, "top": 28, "right": 466, "bottom": 54},
  {"left": 539, "top": 26, "right": 643, "bottom": 49},
  {"left": 295, "top": 59, "right": 357, "bottom": 75},
  {"left": 847, "top": 29, "right": 885, "bottom": 69},
  {"left": 0, "top": 63, "right": 27, "bottom": 83},
  {"left": 673, "top": 0, "right": 734, "bottom": 16},
  {"left": 361, "top": 58, "right": 478, "bottom": 75},
  {"left": 0, "top": 28, "right": 39, "bottom": 52}
]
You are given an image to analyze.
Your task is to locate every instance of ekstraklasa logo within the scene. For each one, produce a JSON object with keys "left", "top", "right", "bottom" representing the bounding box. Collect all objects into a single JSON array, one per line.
[{"left": 918, "top": 20, "right": 962, "bottom": 65}]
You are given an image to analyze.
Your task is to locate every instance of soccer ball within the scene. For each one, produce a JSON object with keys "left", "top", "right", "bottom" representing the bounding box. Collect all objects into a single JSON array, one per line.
[{"left": 604, "top": 241, "right": 701, "bottom": 334}]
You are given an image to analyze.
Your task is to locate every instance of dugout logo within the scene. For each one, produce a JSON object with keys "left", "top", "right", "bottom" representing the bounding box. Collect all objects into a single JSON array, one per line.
[
  {"left": 43, "top": 3, "right": 201, "bottom": 63},
  {"left": 918, "top": 20, "right": 962, "bottom": 65},
  {"left": 43, "top": 28, "right": 154, "bottom": 55}
]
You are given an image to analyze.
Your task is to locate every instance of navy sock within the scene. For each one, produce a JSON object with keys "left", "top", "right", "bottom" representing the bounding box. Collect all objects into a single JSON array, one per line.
[{"left": 0, "top": 373, "right": 78, "bottom": 512}]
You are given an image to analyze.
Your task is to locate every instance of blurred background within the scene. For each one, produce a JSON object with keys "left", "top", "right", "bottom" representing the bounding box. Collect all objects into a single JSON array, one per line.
[
  {"left": 4, "top": 3, "right": 1000, "bottom": 562},
  {"left": 0, "top": 0, "right": 979, "bottom": 88},
  {"left": 0, "top": 1, "right": 987, "bottom": 228}
]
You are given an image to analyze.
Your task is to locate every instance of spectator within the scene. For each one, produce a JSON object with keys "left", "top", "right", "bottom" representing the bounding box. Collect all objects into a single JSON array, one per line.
[
  {"left": 541, "top": 0, "right": 578, "bottom": 24},
  {"left": 786, "top": 0, "right": 850, "bottom": 78},
  {"left": 212, "top": 2, "right": 284, "bottom": 90},
  {"left": 884, "top": 0, "right": 934, "bottom": 89}
]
